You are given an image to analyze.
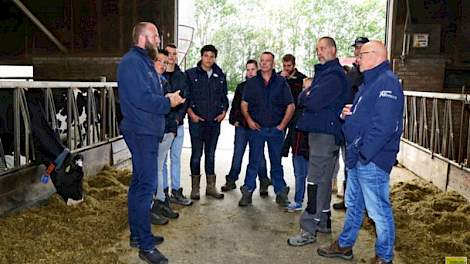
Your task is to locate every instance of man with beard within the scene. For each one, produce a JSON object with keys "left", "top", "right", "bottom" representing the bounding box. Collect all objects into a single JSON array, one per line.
[
  {"left": 288, "top": 37, "right": 349, "bottom": 246},
  {"left": 117, "top": 22, "right": 184, "bottom": 264},
  {"left": 186, "top": 44, "right": 228, "bottom": 200}
]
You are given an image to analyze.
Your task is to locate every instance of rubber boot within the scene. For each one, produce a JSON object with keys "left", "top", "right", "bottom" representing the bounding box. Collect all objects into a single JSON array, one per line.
[
  {"left": 190, "top": 174, "right": 201, "bottom": 200},
  {"left": 206, "top": 175, "right": 224, "bottom": 199},
  {"left": 221, "top": 174, "right": 236, "bottom": 192},
  {"left": 275, "top": 186, "right": 290, "bottom": 207}
]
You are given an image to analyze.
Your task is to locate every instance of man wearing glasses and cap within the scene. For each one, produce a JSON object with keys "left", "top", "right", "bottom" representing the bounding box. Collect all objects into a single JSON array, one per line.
[{"left": 333, "top": 36, "right": 369, "bottom": 211}]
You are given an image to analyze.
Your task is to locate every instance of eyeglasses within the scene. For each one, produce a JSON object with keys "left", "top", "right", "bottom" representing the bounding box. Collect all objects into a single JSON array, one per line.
[{"left": 358, "top": 50, "right": 375, "bottom": 58}]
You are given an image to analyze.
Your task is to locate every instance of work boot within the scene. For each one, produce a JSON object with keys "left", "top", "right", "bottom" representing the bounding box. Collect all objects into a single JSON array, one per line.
[
  {"left": 333, "top": 200, "right": 346, "bottom": 210},
  {"left": 238, "top": 186, "right": 253, "bottom": 207},
  {"left": 170, "top": 188, "right": 193, "bottom": 206},
  {"left": 130, "top": 235, "right": 164, "bottom": 248},
  {"left": 206, "top": 174, "right": 224, "bottom": 199},
  {"left": 371, "top": 256, "right": 393, "bottom": 264},
  {"left": 152, "top": 199, "right": 179, "bottom": 220},
  {"left": 221, "top": 175, "right": 236, "bottom": 192},
  {"left": 317, "top": 239, "right": 353, "bottom": 260},
  {"left": 259, "top": 177, "right": 270, "bottom": 197},
  {"left": 151, "top": 209, "right": 169, "bottom": 225},
  {"left": 287, "top": 230, "right": 316, "bottom": 246},
  {"left": 190, "top": 174, "right": 201, "bottom": 200},
  {"left": 139, "top": 248, "right": 168, "bottom": 264},
  {"left": 275, "top": 186, "right": 290, "bottom": 207}
]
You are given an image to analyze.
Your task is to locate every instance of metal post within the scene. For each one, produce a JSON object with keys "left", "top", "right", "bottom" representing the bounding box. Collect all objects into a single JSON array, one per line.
[{"left": 13, "top": 88, "right": 21, "bottom": 167}]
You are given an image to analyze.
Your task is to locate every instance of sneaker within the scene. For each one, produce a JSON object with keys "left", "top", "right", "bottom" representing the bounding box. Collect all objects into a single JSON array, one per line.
[
  {"left": 317, "top": 239, "right": 353, "bottom": 260},
  {"left": 151, "top": 211, "right": 169, "bottom": 225},
  {"left": 170, "top": 188, "right": 193, "bottom": 206},
  {"left": 130, "top": 235, "right": 164, "bottom": 248},
  {"left": 221, "top": 175, "right": 236, "bottom": 192},
  {"left": 333, "top": 201, "right": 346, "bottom": 210},
  {"left": 286, "top": 202, "right": 302, "bottom": 212},
  {"left": 371, "top": 256, "right": 393, "bottom": 264},
  {"left": 287, "top": 231, "right": 316, "bottom": 246},
  {"left": 139, "top": 248, "right": 168, "bottom": 264}
]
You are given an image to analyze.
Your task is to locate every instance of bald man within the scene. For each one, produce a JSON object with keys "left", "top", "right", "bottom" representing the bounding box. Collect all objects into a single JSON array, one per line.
[
  {"left": 317, "top": 41, "right": 403, "bottom": 264},
  {"left": 118, "top": 22, "right": 184, "bottom": 264}
]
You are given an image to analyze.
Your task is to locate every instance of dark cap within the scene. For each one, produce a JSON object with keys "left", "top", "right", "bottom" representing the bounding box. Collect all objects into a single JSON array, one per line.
[{"left": 352, "top": 37, "right": 369, "bottom": 47}]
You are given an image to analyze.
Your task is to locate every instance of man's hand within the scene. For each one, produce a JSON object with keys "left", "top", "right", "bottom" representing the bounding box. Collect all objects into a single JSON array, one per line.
[
  {"left": 214, "top": 111, "right": 226, "bottom": 122},
  {"left": 340, "top": 104, "right": 353, "bottom": 120},
  {"left": 234, "top": 121, "right": 240, "bottom": 127},
  {"left": 276, "top": 124, "right": 285, "bottom": 131},
  {"left": 189, "top": 112, "right": 204, "bottom": 123},
  {"left": 166, "top": 90, "right": 186, "bottom": 108},
  {"left": 247, "top": 119, "right": 261, "bottom": 131},
  {"left": 280, "top": 71, "right": 289, "bottom": 77}
]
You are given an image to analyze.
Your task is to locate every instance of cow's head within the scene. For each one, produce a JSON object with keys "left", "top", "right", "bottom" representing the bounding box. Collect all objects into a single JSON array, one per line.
[{"left": 50, "top": 153, "right": 84, "bottom": 204}]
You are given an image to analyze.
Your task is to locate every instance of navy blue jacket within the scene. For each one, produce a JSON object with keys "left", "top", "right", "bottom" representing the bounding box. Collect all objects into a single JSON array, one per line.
[
  {"left": 242, "top": 70, "right": 294, "bottom": 128},
  {"left": 343, "top": 61, "right": 404, "bottom": 173},
  {"left": 160, "top": 75, "right": 186, "bottom": 134},
  {"left": 117, "top": 47, "right": 170, "bottom": 136},
  {"left": 297, "top": 58, "right": 349, "bottom": 145},
  {"left": 229, "top": 80, "right": 248, "bottom": 127},
  {"left": 185, "top": 62, "right": 229, "bottom": 121},
  {"left": 163, "top": 64, "right": 189, "bottom": 131}
]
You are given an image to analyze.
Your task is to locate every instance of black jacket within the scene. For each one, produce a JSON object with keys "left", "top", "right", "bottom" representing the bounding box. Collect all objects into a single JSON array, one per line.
[
  {"left": 346, "top": 63, "right": 363, "bottom": 103},
  {"left": 163, "top": 64, "right": 189, "bottom": 127},
  {"left": 228, "top": 81, "right": 247, "bottom": 127}
]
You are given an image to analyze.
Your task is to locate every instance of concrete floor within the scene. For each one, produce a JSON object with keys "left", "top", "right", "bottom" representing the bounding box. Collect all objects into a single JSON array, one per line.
[{"left": 119, "top": 119, "right": 414, "bottom": 264}]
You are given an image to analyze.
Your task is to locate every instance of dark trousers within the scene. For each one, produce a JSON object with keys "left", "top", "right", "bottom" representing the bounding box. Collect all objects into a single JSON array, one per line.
[
  {"left": 189, "top": 120, "right": 220, "bottom": 175},
  {"left": 122, "top": 130, "right": 159, "bottom": 251}
]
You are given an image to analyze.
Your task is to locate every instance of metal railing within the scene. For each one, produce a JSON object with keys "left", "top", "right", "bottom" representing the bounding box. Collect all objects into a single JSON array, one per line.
[
  {"left": 403, "top": 86, "right": 470, "bottom": 167},
  {"left": 0, "top": 81, "right": 121, "bottom": 172}
]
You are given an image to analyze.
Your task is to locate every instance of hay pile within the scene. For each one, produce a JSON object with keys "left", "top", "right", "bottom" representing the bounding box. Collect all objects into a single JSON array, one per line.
[
  {"left": 0, "top": 166, "right": 132, "bottom": 263},
  {"left": 391, "top": 180, "right": 470, "bottom": 263}
]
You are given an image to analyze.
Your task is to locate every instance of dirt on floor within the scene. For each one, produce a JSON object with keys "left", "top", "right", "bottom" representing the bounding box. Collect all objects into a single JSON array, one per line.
[
  {"left": 390, "top": 179, "right": 470, "bottom": 264},
  {"left": 0, "top": 166, "right": 132, "bottom": 264}
]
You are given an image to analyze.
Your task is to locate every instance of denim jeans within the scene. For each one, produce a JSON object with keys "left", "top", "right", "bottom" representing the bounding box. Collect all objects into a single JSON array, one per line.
[
  {"left": 156, "top": 132, "right": 175, "bottom": 201},
  {"left": 163, "top": 125, "right": 184, "bottom": 191},
  {"left": 338, "top": 161, "right": 395, "bottom": 262},
  {"left": 189, "top": 120, "right": 220, "bottom": 175},
  {"left": 292, "top": 155, "right": 308, "bottom": 204},
  {"left": 243, "top": 127, "right": 287, "bottom": 194},
  {"left": 228, "top": 126, "right": 268, "bottom": 182},
  {"left": 122, "top": 130, "right": 159, "bottom": 250}
]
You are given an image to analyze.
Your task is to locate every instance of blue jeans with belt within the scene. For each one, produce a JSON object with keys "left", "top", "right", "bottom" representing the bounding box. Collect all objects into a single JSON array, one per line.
[
  {"left": 243, "top": 127, "right": 287, "bottom": 194},
  {"left": 338, "top": 161, "right": 395, "bottom": 262},
  {"left": 122, "top": 130, "right": 159, "bottom": 251},
  {"left": 228, "top": 126, "right": 268, "bottom": 182}
]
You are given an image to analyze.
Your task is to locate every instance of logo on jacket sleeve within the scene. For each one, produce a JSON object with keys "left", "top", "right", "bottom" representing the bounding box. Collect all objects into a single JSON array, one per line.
[{"left": 379, "top": 90, "right": 397, "bottom": 100}]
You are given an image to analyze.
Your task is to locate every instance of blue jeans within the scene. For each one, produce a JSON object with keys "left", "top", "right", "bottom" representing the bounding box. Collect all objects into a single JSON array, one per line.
[
  {"left": 292, "top": 155, "right": 308, "bottom": 204},
  {"left": 122, "top": 130, "right": 159, "bottom": 250},
  {"left": 163, "top": 125, "right": 184, "bottom": 190},
  {"left": 189, "top": 120, "right": 220, "bottom": 175},
  {"left": 338, "top": 162, "right": 395, "bottom": 262},
  {"left": 243, "top": 127, "right": 287, "bottom": 194},
  {"left": 156, "top": 133, "right": 175, "bottom": 201},
  {"left": 228, "top": 126, "right": 268, "bottom": 182}
]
